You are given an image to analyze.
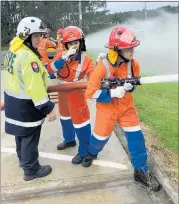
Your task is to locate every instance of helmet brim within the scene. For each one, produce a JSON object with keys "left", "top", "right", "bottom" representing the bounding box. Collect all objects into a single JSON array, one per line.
[{"left": 105, "top": 40, "right": 140, "bottom": 49}]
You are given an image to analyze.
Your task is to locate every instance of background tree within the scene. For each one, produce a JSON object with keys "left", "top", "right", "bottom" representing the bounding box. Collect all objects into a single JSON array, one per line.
[{"left": 1, "top": 0, "right": 178, "bottom": 46}]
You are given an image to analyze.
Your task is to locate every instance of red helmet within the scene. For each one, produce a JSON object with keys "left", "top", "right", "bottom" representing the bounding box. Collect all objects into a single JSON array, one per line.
[
  {"left": 57, "top": 28, "right": 64, "bottom": 34},
  {"left": 106, "top": 26, "right": 140, "bottom": 49},
  {"left": 62, "top": 26, "right": 84, "bottom": 43}
]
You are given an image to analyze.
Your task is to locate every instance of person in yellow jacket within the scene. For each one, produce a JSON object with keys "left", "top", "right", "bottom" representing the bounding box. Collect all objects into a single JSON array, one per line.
[{"left": 3, "top": 17, "right": 57, "bottom": 181}]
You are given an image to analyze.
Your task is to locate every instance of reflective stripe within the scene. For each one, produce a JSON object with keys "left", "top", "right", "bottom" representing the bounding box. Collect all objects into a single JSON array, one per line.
[
  {"left": 34, "top": 97, "right": 49, "bottom": 106},
  {"left": 73, "top": 54, "right": 85, "bottom": 82},
  {"left": 122, "top": 125, "right": 141, "bottom": 132},
  {"left": 18, "top": 52, "right": 47, "bottom": 92},
  {"left": 92, "top": 90, "right": 102, "bottom": 99},
  {"left": 93, "top": 132, "right": 110, "bottom": 140},
  {"left": 102, "top": 58, "right": 110, "bottom": 78},
  {"left": 60, "top": 116, "right": 71, "bottom": 120},
  {"left": 5, "top": 53, "right": 31, "bottom": 100},
  {"left": 51, "top": 61, "right": 59, "bottom": 72},
  {"left": 4, "top": 89, "right": 31, "bottom": 100},
  {"left": 17, "top": 53, "right": 30, "bottom": 93},
  {"left": 73, "top": 120, "right": 90, "bottom": 128},
  {"left": 103, "top": 58, "right": 132, "bottom": 79},
  {"left": 5, "top": 117, "right": 45, "bottom": 127},
  {"left": 127, "top": 60, "right": 132, "bottom": 78}
]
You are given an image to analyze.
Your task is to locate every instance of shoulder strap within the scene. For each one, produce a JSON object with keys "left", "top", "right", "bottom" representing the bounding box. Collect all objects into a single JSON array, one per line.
[
  {"left": 102, "top": 58, "right": 110, "bottom": 78},
  {"left": 73, "top": 53, "right": 86, "bottom": 82},
  {"left": 127, "top": 60, "right": 134, "bottom": 78}
]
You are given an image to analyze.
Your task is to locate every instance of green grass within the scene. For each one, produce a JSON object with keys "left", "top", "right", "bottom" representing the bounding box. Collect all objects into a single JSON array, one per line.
[
  {"left": 134, "top": 82, "right": 178, "bottom": 153},
  {"left": 86, "top": 51, "right": 97, "bottom": 63},
  {"left": 87, "top": 51, "right": 178, "bottom": 153}
]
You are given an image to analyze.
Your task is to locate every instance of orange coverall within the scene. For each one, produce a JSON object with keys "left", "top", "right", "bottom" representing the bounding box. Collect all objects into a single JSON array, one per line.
[
  {"left": 86, "top": 57, "right": 148, "bottom": 172},
  {"left": 48, "top": 52, "right": 94, "bottom": 157}
]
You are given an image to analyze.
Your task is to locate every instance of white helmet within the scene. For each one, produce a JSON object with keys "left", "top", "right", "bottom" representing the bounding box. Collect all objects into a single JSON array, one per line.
[{"left": 16, "top": 17, "right": 46, "bottom": 40}]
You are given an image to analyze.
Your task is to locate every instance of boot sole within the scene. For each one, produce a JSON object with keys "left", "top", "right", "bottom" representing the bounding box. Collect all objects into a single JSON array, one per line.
[
  {"left": 72, "top": 157, "right": 84, "bottom": 165},
  {"left": 81, "top": 162, "right": 92, "bottom": 167},
  {"left": 72, "top": 160, "right": 83, "bottom": 165},
  {"left": 23, "top": 168, "right": 52, "bottom": 181},
  {"left": 81, "top": 156, "right": 97, "bottom": 168},
  {"left": 134, "top": 178, "right": 161, "bottom": 192}
]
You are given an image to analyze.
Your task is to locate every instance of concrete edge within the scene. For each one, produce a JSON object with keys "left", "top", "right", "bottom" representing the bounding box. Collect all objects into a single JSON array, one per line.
[
  {"left": 113, "top": 124, "right": 178, "bottom": 204},
  {"left": 1, "top": 170, "right": 133, "bottom": 203}
]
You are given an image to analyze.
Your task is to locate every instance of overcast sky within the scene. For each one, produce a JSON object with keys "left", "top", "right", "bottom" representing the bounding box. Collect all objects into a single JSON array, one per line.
[{"left": 106, "top": 1, "right": 178, "bottom": 13}]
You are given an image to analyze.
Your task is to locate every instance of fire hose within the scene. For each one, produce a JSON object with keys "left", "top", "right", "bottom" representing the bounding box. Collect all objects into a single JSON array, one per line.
[
  {"left": 101, "top": 74, "right": 178, "bottom": 89},
  {"left": 1, "top": 74, "right": 178, "bottom": 111},
  {"left": 0, "top": 82, "right": 87, "bottom": 111},
  {"left": 47, "top": 82, "right": 87, "bottom": 93}
]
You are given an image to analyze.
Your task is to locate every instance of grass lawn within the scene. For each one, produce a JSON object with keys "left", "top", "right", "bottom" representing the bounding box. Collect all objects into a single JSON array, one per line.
[
  {"left": 88, "top": 51, "right": 178, "bottom": 154},
  {"left": 134, "top": 82, "right": 178, "bottom": 153}
]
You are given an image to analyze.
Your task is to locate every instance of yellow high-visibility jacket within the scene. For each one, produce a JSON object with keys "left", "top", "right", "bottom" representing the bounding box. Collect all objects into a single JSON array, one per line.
[{"left": 4, "top": 44, "right": 55, "bottom": 136}]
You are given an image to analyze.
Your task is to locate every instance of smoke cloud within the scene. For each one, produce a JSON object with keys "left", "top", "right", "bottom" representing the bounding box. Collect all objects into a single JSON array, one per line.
[{"left": 86, "top": 11, "right": 178, "bottom": 75}]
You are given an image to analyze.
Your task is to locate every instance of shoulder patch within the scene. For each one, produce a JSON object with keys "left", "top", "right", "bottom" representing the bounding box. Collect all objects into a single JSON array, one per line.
[{"left": 31, "top": 62, "right": 39, "bottom": 73}]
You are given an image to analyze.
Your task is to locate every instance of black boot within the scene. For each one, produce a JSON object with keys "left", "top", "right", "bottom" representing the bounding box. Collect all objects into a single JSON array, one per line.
[
  {"left": 72, "top": 154, "right": 84, "bottom": 164},
  {"left": 57, "top": 141, "right": 76, "bottom": 150},
  {"left": 134, "top": 169, "right": 161, "bottom": 192},
  {"left": 82, "top": 153, "right": 97, "bottom": 167},
  {"left": 23, "top": 165, "right": 52, "bottom": 181}
]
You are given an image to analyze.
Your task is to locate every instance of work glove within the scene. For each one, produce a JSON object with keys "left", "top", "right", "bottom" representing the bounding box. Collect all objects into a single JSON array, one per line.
[
  {"left": 110, "top": 86, "right": 126, "bottom": 98},
  {"left": 62, "top": 46, "right": 76, "bottom": 60},
  {"left": 123, "top": 82, "right": 134, "bottom": 91},
  {"left": 96, "top": 53, "right": 106, "bottom": 63}
]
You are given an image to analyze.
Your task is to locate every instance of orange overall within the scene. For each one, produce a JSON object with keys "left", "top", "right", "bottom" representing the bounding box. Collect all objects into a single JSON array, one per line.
[
  {"left": 86, "top": 57, "right": 148, "bottom": 171},
  {"left": 48, "top": 52, "right": 94, "bottom": 157},
  {"left": 86, "top": 58, "right": 140, "bottom": 135},
  {"left": 38, "top": 37, "right": 56, "bottom": 64}
]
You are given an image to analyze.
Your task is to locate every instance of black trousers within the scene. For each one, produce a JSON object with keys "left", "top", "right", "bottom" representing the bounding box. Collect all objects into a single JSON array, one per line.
[{"left": 15, "top": 125, "right": 42, "bottom": 176}]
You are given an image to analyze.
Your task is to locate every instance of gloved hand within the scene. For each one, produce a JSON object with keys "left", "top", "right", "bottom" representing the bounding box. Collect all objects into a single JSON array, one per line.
[
  {"left": 62, "top": 46, "right": 76, "bottom": 60},
  {"left": 123, "top": 82, "right": 134, "bottom": 92},
  {"left": 96, "top": 53, "right": 106, "bottom": 63},
  {"left": 110, "top": 86, "right": 126, "bottom": 98}
]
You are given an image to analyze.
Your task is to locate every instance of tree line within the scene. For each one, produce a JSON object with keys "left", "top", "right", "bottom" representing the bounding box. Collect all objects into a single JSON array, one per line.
[{"left": 1, "top": 0, "right": 178, "bottom": 46}]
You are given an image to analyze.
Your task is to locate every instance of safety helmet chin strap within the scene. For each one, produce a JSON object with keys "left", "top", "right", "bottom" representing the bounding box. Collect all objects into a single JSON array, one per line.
[
  {"left": 114, "top": 46, "right": 129, "bottom": 63},
  {"left": 117, "top": 50, "right": 129, "bottom": 63}
]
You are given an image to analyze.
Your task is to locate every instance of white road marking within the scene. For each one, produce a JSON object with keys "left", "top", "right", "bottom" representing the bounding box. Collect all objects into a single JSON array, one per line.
[{"left": 1, "top": 147, "right": 128, "bottom": 170}]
